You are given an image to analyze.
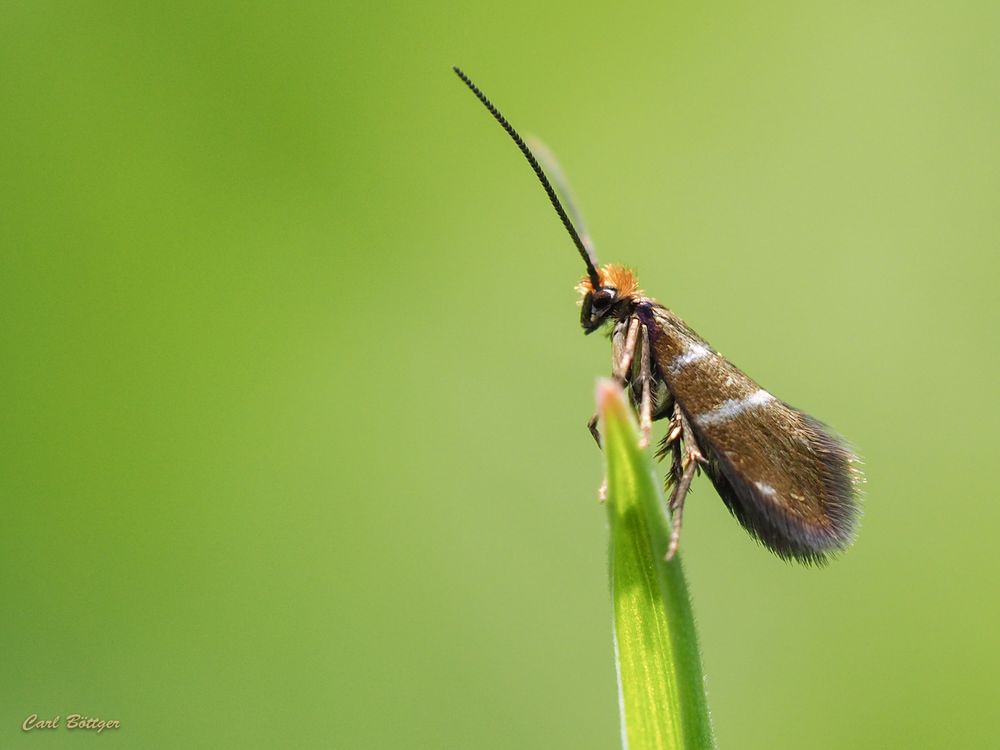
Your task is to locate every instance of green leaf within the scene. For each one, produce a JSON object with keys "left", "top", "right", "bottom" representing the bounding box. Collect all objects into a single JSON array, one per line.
[{"left": 598, "top": 379, "right": 715, "bottom": 750}]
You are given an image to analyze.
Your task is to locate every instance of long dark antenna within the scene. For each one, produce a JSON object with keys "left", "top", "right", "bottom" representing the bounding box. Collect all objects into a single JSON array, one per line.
[{"left": 453, "top": 66, "right": 601, "bottom": 288}]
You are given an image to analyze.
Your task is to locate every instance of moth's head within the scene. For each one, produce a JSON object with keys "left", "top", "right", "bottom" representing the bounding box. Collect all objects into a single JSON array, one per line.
[{"left": 577, "top": 264, "right": 641, "bottom": 334}]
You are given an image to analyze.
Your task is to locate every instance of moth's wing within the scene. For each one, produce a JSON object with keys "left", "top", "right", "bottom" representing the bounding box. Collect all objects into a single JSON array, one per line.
[
  {"left": 642, "top": 304, "right": 861, "bottom": 563},
  {"left": 696, "top": 403, "right": 860, "bottom": 563}
]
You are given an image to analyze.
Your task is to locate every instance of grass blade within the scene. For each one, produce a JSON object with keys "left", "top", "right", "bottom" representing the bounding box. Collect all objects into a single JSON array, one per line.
[{"left": 598, "top": 378, "right": 715, "bottom": 750}]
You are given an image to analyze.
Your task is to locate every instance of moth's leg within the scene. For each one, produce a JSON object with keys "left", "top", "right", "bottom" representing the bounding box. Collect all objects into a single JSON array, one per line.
[
  {"left": 656, "top": 398, "right": 682, "bottom": 484},
  {"left": 586, "top": 413, "right": 607, "bottom": 502},
  {"left": 653, "top": 394, "right": 676, "bottom": 457},
  {"left": 668, "top": 437, "right": 683, "bottom": 492},
  {"left": 587, "top": 413, "right": 601, "bottom": 448},
  {"left": 587, "top": 316, "right": 641, "bottom": 450},
  {"left": 666, "top": 460, "right": 695, "bottom": 561},
  {"left": 666, "top": 402, "right": 683, "bottom": 448},
  {"left": 637, "top": 323, "right": 653, "bottom": 449},
  {"left": 612, "top": 316, "right": 641, "bottom": 384},
  {"left": 652, "top": 391, "right": 675, "bottom": 423},
  {"left": 587, "top": 316, "right": 642, "bottom": 501},
  {"left": 665, "top": 408, "right": 706, "bottom": 561}
]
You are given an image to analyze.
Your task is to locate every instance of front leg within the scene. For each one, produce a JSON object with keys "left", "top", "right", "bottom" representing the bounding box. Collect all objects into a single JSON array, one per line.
[
  {"left": 587, "top": 413, "right": 601, "bottom": 448},
  {"left": 585, "top": 315, "right": 642, "bottom": 449},
  {"left": 585, "top": 315, "right": 644, "bottom": 501},
  {"left": 612, "top": 315, "right": 641, "bottom": 384}
]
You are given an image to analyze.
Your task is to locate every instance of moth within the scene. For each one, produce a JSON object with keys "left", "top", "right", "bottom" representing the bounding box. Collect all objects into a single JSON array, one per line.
[{"left": 453, "top": 67, "right": 861, "bottom": 564}]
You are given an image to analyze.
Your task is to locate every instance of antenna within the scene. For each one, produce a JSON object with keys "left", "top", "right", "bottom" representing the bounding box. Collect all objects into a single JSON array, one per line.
[{"left": 453, "top": 66, "right": 601, "bottom": 288}]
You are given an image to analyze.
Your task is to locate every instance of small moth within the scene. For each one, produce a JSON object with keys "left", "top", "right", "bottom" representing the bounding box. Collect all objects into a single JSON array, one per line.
[{"left": 454, "top": 67, "right": 861, "bottom": 564}]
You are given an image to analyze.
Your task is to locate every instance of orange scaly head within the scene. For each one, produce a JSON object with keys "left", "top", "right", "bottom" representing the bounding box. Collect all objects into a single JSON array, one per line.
[{"left": 577, "top": 264, "right": 643, "bottom": 334}]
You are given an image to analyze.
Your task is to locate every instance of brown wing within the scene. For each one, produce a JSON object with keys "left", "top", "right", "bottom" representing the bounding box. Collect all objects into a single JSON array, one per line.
[{"left": 638, "top": 302, "right": 861, "bottom": 563}]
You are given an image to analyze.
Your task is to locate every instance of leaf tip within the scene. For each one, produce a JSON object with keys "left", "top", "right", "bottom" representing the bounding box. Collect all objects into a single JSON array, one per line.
[{"left": 595, "top": 377, "right": 628, "bottom": 418}]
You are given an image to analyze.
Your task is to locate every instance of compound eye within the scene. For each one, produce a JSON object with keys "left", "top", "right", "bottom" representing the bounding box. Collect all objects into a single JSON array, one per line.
[{"left": 592, "top": 288, "right": 617, "bottom": 312}]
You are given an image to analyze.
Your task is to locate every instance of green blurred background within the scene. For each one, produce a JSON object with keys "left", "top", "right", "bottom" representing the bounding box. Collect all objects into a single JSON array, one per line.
[{"left": 2, "top": 2, "right": 997, "bottom": 748}]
